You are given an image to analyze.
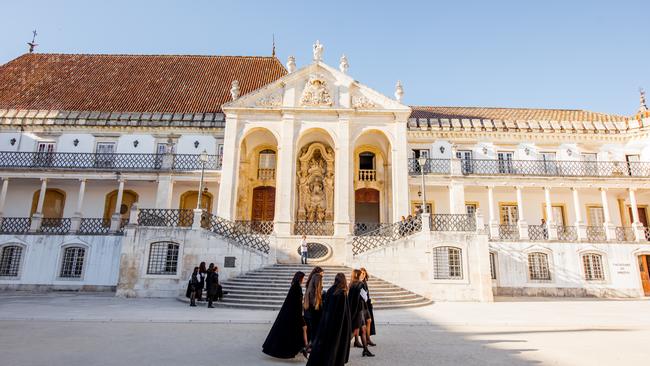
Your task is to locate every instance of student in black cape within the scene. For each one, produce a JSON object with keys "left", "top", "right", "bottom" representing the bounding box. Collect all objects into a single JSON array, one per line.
[
  {"left": 349, "top": 269, "right": 374, "bottom": 357},
  {"left": 360, "top": 267, "right": 376, "bottom": 345},
  {"left": 306, "top": 272, "right": 351, "bottom": 366},
  {"left": 262, "top": 271, "right": 309, "bottom": 359},
  {"left": 197, "top": 262, "right": 207, "bottom": 301},
  {"left": 303, "top": 267, "right": 324, "bottom": 344},
  {"left": 185, "top": 266, "right": 201, "bottom": 307},
  {"left": 205, "top": 265, "right": 220, "bottom": 308}
]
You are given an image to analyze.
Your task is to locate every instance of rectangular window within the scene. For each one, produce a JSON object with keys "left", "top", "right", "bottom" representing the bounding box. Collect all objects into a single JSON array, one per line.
[
  {"left": 581, "top": 153, "right": 598, "bottom": 176},
  {"left": 465, "top": 203, "right": 477, "bottom": 217},
  {"left": 489, "top": 252, "right": 497, "bottom": 280},
  {"left": 497, "top": 151, "right": 514, "bottom": 173},
  {"left": 411, "top": 149, "right": 430, "bottom": 159},
  {"left": 34, "top": 142, "right": 56, "bottom": 166},
  {"left": 583, "top": 254, "right": 604, "bottom": 281},
  {"left": 59, "top": 247, "right": 85, "bottom": 279},
  {"left": 456, "top": 150, "right": 473, "bottom": 174},
  {"left": 95, "top": 142, "right": 116, "bottom": 168},
  {"left": 0, "top": 246, "right": 23, "bottom": 277},
  {"left": 147, "top": 242, "right": 179, "bottom": 275},
  {"left": 540, "top": 152, "right": 558, "bottom": 175},
  {"left": 412, "top": 202, "right": 432, "bottom": 214},
  {"left": 500, "top": 204, "right": 518, "bottom": 225},
  {"left": 587, "top": 206, "right": 605, "bottom": 226},
  {"left": 528, "top": 252, "right": 551, "bottom": 280},
  {"left": 433, "top": 247, "right": 463, "bottom": 280},
  {"left": 156, "top": 143, "right": 168, "bottom": 155}
]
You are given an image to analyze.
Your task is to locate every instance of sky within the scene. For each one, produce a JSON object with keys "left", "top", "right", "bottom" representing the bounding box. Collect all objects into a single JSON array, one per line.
[{"left": 0, "top": 0, "right": 648, "bottom": 116}]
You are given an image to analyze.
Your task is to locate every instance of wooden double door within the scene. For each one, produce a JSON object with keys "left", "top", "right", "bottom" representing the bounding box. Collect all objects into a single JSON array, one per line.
[
  {"left": 639, "top": 255, "right": 650, "bottom": 296},
  {"left": 252, "top": 186, "right": 275, "bottom": 221}
]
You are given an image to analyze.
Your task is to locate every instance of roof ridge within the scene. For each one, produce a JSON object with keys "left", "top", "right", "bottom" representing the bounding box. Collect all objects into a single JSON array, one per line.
[
  {"left": 410, "top": 105, "right": 628, "bottom": 117},
  {"left": 23, "top": 53, "right": 280, "bottom": 59}
]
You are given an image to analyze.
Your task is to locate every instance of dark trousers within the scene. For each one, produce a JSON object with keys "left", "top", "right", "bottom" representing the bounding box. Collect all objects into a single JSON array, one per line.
[{"left": 301, "top": 252, "right": 308, "bottom": 264}]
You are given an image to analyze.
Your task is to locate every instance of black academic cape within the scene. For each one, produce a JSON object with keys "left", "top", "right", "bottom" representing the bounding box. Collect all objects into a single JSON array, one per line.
[
  {"left": 347, "top": 281, "right": 366, "bottom": 331},
  {"left": 262, "top": 281, "right": 305, "bottom": 359},
  {"left": 306, "top": 285, "right": 351, "bottom": 366},
  {"left": 362, "top": 281, "right": 376, "bottom": 335}
]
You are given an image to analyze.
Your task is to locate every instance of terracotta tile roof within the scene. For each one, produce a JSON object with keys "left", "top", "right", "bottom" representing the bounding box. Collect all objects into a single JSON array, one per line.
[
  {"left": 410, "top": 106, "right": 628, "bottom": 122},
  {"left": 0, "top": 53, "right": 286, "bottom": 113}
]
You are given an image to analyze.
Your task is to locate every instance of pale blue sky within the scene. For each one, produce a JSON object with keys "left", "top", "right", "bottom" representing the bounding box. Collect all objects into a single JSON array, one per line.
[{"left": 0, "top": 0, "right": 648, "bottom": 115}]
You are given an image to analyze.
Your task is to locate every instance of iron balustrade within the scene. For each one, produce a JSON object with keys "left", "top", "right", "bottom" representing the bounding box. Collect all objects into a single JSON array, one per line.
[
  {"left": 354, "top": 222, "right": 391, "bottom": 235},
  {"left": 498, "top": 225, "right": 519, "bottom": 240},
  {"left": 644, "top": 227, "right": 650, "bottom": 241},
  {"left": 0, "top": 151, "right": 222, "bottom": 171},
  {"left": 137, "top": 209, "right": 194, "bottom": 227},
  {"left": 234, "top": 220, "right": 274, "bottom": 235},
  {"left": 352, "top": 217, "right": 422, "bottom": 256},
  {"left": 528, "top": 225, "right": 548, "bottom": 241},
  {"left": 39, "top": 218, "right": 71, "bottom": 235},
  {"left": 615, "top": 227, "right": 635, "bottom": 242},
  {"left": 407, "top": 158, "right": 451, "bottom": 175},
  {"left": 78, "top": 218, "right": 112, "bottom": 235},
  {"left": 430, "top": 214, "right": 476, "bottom": 231},
  {"left": 294, "top": 221, "right": 334, "bottom": 236},
  {"left": 203, "top": 212, "right": 270, "bottom": 254},
  {"left": 460, "top": 159, "right": 650, "bottom": 178},
  {"left": 586, "top": 226, "right": 607, "bottom": 242},
  {"left": 0, "top": 217, "right": 31, "bottom": 234},
  {"left": 358, "top": 169, "right": 377, "bottom": 182},
  {"left": 557, "top": 226, "right": 578, "bottom": 241}
]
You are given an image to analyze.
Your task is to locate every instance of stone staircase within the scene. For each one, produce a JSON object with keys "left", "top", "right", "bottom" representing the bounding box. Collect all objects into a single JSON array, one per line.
[{"left": 216, "top": 264, "right": 432, "bottom": 310}]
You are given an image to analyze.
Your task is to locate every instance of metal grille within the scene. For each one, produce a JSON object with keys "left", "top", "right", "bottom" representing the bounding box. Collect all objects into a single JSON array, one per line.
[
  {"left": 59, "top": 247, "right": 85, "bottom": 278},
  {"left": 527, "top": 252, "right": 551, "bottom": 280},
  {"left": 586, "top": 226, "right": 606, "bottom": 242},
  {"left": 78, "top": 218, "right": 111, "bottom": 235},
  {"left": 352, "top": 217, "right": 422, "bottom": 255},
  {"left": 615, "top": 227, "right": 635, "bottom": 242},
  {"left": 39, "top": 218, "right": 71, "bottom": 235},
  {"left": 354, "top": 222, "right": 391, "bottom": 235},
  {"left": 224, "top": 256, "right": 236, "bottom": 268},
  {"left": 498, "top": 225, "right": 519, "bottom": 240},
  {"left": 0, "top": 217, "right": 31, "bottom": 234},
  {"left": 204, "top": 213, "right": 271, "bottom": 254},
  {"left": 234, "top": 220, "right": 274, "bottom": 235},
  {"left": 295, "top": 242, "right": 329, "bottom": 259},
  {"left": 528, "top": 225, "right": 548, "bottom": 241},
  {"left": 407, "top": 158, "right": 451, "bottom": 175},
  {"left": 489, "top": 252, "right": 497, "bottom": 280},
  {"left": 430, "top": 214, "right": 476, "bottom": 231},
  {"left": 557, "top": 226, "right": 578, "bottom": 241},
  {"left": 293, "top": 221, "right": 334, "bottom": 236},
  {"left": 147, "top": 241, "right": 180, "bottom": 275},
  {"left": 433, "top": 246, "right": 463, "bottom": 280},
  {"left": 460, "top": 159, "right": 650, "bottom": 177},
  {"left": 0, "top": 245, "right": 23, "bottom": 277},
  {"left": 138, "top": 209, "right": 194, "bottom": 227},
  {"left": 582, "top": 253, "right": 604, "bottom": 281},
  {"left": 172, "top": 154, "right": 222, "bottom": 170}
]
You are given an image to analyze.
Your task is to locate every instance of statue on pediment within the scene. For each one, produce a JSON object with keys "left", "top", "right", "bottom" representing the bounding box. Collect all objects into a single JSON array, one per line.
[{"left": 300, "top": 74, "right": 333, "bottom": 107}]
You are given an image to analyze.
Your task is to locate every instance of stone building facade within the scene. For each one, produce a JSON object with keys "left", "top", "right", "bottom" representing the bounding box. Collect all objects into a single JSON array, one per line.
[{"left": 0, "top": 42, "right": 649, "bottom": 301}]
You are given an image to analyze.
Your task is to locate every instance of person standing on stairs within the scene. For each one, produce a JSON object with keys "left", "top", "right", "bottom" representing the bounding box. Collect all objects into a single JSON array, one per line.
[
  {"left": 262, "top": 271, "right": 309, "bottom": 359},
  {"left": 300, "top": 235, "right": 309, "bottom": 264},
  {"left": 359, "top": 268, "right": 376, "bottom": 347},
  {"left": 348, "top": 269, "right": 375, "bottom": 357}
]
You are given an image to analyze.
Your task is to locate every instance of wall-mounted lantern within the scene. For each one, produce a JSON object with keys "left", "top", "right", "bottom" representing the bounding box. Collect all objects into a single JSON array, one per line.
[
  {"left": 524, "top": 147, "right": 530, "bottom": 155},
  {"left": 194, "top": 140, "right": 200, "bottom": 148},
  {"left": 133, "top": 140, "right": 139, "bottom": 148},
  {"left": 73, "top": 138, "right": 79, "bottom": 147},
  {"left": 482, "top": 146, "right": 488, "bottom": 155},
  {"left": 9, "top": 138, "right": 16, "bottom": 146},
  {"left": 439, "top": 146, "right": 445, "bottom": 154},
  {"left": 567, "top": 149, "right": 573, "bottom": 156}
]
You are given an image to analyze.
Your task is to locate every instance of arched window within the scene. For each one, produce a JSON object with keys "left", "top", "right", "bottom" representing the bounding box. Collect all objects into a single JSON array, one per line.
[
  {"left": 258, "top": 149, "right": 276, "bottom": 180},
  {"left": 59, "top": 246, "right": 86, "bottom": 279},
  {"left": 147, "top": 241, "right": 180, "bottom": 275},
  {"left": 30, "top": 188, "right": 66, "bottom": 218},
  {"left": 528, "top": 252, "right": 551, "bottom": 280},
  {"left": 103, "top": 190, "right": 139, "bottom": 221},
  {"left": 433, "top": 246, "right": 463, "bottom": 279},
  {"left": 0, "top": 245, "right": 24, "bottom": 277},
  {"left": 582, "top": 253, "right": 604, "bottom": 281}
]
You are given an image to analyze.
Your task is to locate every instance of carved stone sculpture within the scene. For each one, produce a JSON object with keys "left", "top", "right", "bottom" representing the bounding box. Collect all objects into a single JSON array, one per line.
[
  {"left": 300, "top": 74, "right": 333, "bottom": 107},
  {"left": 339, "top": 54, "right": 349, "bottom": 73},
  {"left": 313, "top": 40, "right": 324, "bottom": 62},
  {"left": 296, "top": 143, "right": 334, "bottom": 222},
  {"left": 395, "top": 80, "right": 404, "bottom": 102},
  {"left": 230, "top": 80, "right": 240, "bottom": 100},
  {"left": 286, "top": 56, "right": 296, "bottom": 73},
  {"left": 352, "top": 95, "right": 376, "bottom": 109},
  {"left": 256, "top": 93, "right": 282, "bottom": 107}
]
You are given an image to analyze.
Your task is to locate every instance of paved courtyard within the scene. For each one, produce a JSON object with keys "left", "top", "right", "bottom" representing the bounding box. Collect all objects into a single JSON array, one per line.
[{"left": 0, "top": 293, "right": 649, "bottom": 366}]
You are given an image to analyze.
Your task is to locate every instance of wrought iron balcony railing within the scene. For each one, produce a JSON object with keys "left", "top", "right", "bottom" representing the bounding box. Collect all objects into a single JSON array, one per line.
[
  {"left": 430, "top": 214, "right": 476, "bottom": 231},
  {"left": 498, "top": 224, "right": 520, "bottom": 240},
  {"left": 353, "top": 222, "right": 391, "bottom": 235},
  {"left": 615, "top": 226, "right": 635, "bottom": 242},
  {"left": 202, "top": 213, "right": 270, "bottom": 254},
  {"left": 460, "top": 159, "right": 650, "bottom": 177},
  {"left": 528, "top": 224, "right": 548, "bottom": 241},
  {"left": 557, "top": 226, "right": 578, "bottom": 241},
  {"left": 586, "top": 226, "right": 607, "bottom": 242},
  {"left": 0, "top": 151, "right": 222, "bottom": 171},
  {"left": 352, "top": 217, "right": 422, "bottom": 256},
  {"left": 137, "top": 209, "right": 194, "bottom": 227},
  {"left": 407, "top": 158, "right": 451, "bottom": 175},
  {"left": 294, "top": 221, "right": 334, "bottom": 236}
]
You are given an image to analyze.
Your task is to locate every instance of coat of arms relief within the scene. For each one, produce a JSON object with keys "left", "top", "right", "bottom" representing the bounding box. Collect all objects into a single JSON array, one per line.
[{"left": 300, "top": 74, "right": 333, "bottom": 107}]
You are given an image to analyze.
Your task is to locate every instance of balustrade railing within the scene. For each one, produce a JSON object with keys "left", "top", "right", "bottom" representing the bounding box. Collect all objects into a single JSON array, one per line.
[
  {"left": 294, "top": 221, "right": 334, "bottom": 236},
  {"left": 528, "top": 225, "right": 548, "bottom": 241},
  {"left": 0, "top": 151, "right": 222, "bottom": 171},
  {"left": 586, "top": 226, "right": 607, "bottom": 242},
  {"left": 498, "top": 225, "right": 519, "bottom": 240},
  {"left": 0, "top": 217, "right": 31, "bottom": 234},
  {"left": 557, "top": 226, "right": 578, "bottom": 241},
  {"left": 354, "top": 222, "right": 391, "bottom": 235},
  {"left": 615, "top": 226, "right": 635, "bottom": 242},
  {"left": 460, "top": 159, "right": 650, "bottom": 177},
  {"left": 407, "top": 158, "right": 451, "bottom": 175},
  {"left": 234, "top": 220, "right": 274, "bottom": 235},
  {"left": 430, "top": 214, "right": 476, "bottom": 231},
  {"left": 137, "top": 209, "right": 194, "bottom": 227},
  {"left": 257, "top": 168, "right": 275, "bottom": 181},
  {"left": 358, "top": 169, "right": 377, "bottom": 182},
  {"left": 203, "top": 213, "right": 270, "bottom": 254},
  {"left": 39, "top": 218, "right": 72, "bottom": 235},
  {"left": 352, "top": 217, "right": 422, "bottom": 255},
  {"left": 78, "top": 218, "right": 112, "bottom": 235}
]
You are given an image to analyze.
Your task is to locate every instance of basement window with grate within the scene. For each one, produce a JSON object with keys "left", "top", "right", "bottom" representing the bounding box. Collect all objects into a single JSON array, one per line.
[
  {"left": 147, "top": 241, "right": 180, "bottom": 275},
  {"left": 433, "top": 246, "right": 463, "bottom": 280}
]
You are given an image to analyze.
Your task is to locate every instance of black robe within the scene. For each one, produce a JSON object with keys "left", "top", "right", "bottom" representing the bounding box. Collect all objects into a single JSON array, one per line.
[
  {"left": 262, "top": 282, "right": 305, "bottom": 359},
  {"left": 206, "top": 272, "right": 222, "bottom": 301},
  {"left": 362, "top": 281, "right": 376, "bottom": 335},
  {"left": 348, "top": 281, "right": 366, "bottom": 331},
  {"left": 306, "top": 285, "right": 351, "bottom": 366}
]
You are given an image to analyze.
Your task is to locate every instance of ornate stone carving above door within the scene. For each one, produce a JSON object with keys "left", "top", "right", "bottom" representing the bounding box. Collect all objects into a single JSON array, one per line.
[
  {"left": 297, "top": 142, "right": 335, "bottom": 222},
  {"left": 300, "top": 74, "right": 333, "bottom": 107}
]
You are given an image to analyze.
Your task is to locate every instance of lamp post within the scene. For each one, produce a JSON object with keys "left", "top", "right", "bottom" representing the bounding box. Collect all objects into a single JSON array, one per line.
[
  {"left": 196, "top": 150, "right": 209, "bottom": 210},
  {"left": 418, "top": 156, "right": 427, "bottom": 214}
]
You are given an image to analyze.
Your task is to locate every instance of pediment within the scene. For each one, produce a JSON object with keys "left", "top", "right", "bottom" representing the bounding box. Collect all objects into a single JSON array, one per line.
[{"left": 223, "top": 61, "right": 409, "bottom": 113}]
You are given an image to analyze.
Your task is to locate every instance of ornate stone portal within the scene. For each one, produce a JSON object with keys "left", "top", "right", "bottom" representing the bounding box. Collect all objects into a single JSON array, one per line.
[{"left": 297, "top": 143, "right": 335, "bottom": 222}]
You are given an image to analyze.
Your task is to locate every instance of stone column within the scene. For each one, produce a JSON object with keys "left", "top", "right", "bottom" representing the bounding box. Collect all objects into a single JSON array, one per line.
[
  {"left": 600, "top": 188, "right": 616, "bottom": 241},
  {"left": 0, "top": 178, "right": 8, "bottom": 228},
  {"left": 487, "top": 186, "right": 499, "bottom": 238},
  {"left": 448, "top": 182, "right": 465, "bottom": 215},
  {"left": 70, "top": 178, "right": 86, "bottom": 232},
  {"left": 110, "top": 179, "right": 125, "bottom": 232},
  {"left": 543, "top": 187, "right": 558, "bottom": 240},
  {"left": 30, "top": 178, "right": 47, "bottom": 232},
  {"left": 572, "top": 187, "right": 587, "bottom": 241},
  {"left": 516, "top": 186, "right": 529, "bottom": 240},
  {"left": 334, "top": 114, "right": 352, "bottom": 236},
  {"left": 274, "top": 113, "right": 297, "bottom": 236},
  {"left": 216, "top": 114, "right": 240, "bottom": 220},
  {"left": 629, "top": 188, "right": 646, "bottom": 242},
  {"left": 391, "top": 121, "right": 410, "bottom": 224},
  {"left": 155, "top": 175, "right": 174, "bottom": 209}
]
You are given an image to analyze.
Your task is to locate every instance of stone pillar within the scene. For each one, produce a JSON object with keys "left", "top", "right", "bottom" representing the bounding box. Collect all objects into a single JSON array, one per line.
[
  {"left": 274, "top": 113, "right": 297, "bottom": 236},
  {"left": 110, "top": 179, "right": 125, "bottom": 232},
  {"left": 629, "top": 188, "right": 646, "bottom": 242},
  {"left": 600, "top": 188, "right": 616, "bottom": 241},
  {"left": 155, "top": 175, "right": 174, "bottom": 209},
  {"left": 30, "top": 178, "right": 47, "bottom": 232},
  {"left": 572, "top": 187, "right": 587, "bottom": 241},
  {"left": 420, "top": 212, "right": 431, "bottom": 231},
  {"left": 216, "top": 114, "right": 240, "bottom": 220},
  {"left": 543, "top": 187, "right": 558, "bottom": 240},
  {"left": 334, "top": 114, "right": 352, "bottom": 236},
  {"left": 70, "top": 178, "right": 87, "bottom": 232},
  {"left": 192, "top": 208, "right": 204, "bottom": 230},
  {"left": 448, "top": 182, "right": 465, "bottom": 214},
  {"left": 391, "top": 121, "right": 410, "bottom": 224},
  {"left": 0, "top": 178, "right": 8, "bottom": 228},
  {"left": 516, "top": 186, "right": 529, "bottom": 240},
  {"left": 487, "top": 186, "right": 499, "bottom": 238}
]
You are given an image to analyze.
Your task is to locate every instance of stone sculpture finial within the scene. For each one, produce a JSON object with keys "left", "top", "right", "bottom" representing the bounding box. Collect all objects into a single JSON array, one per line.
[
  {"left": 230, "top": 80, "right": 240, "bottom": 100},
  {"left": 287, "top": 56, "right": 296, "bottom": 73},
  {"left": 313, "top": 40, "right": 324, "bottom": 62},
  {"left": 639, "top": 88, "right": 648, "bottom": 113},
  {"left": 339, "top": 54, "right": 349, "bottom": 73},
  {"left": 395, "top": 80, "right": 404, "bottom": 102}
]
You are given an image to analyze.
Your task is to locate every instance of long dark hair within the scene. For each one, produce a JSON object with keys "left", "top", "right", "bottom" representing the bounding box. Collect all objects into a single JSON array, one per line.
[
  {"left": 199, "top": 262, "right": 207, "bottom": 273},
  {"left": 192, "top": 266, "right": 199, "bottom": 275},
  {"left": 305, "top": 266, "right": 323, "bottom": 290},
  {"left": 333, "top": 272, "right": 347, "bottom": 294},
  {"left": 291, "top": 271, "right": 305, "bottom": 287},
  {"left": 304, "top": 272, "right": 323, "bottom": 310}
]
